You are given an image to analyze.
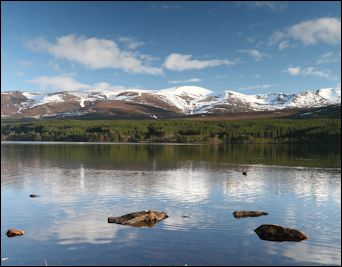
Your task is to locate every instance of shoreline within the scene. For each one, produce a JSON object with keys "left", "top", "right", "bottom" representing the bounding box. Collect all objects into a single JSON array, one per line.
[{"left": 2, "top": 141, "right": 341, "bottom": 146}]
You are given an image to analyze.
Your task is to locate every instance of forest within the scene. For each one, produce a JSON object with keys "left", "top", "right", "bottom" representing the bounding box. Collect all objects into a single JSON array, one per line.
[{"left": 1, "top": 118, "right": 340, "bottom": 144}]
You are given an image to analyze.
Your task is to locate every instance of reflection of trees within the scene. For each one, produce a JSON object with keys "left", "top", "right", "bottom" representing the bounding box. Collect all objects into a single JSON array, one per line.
[
  {"left": 2, "top": 146, "right": 340, "bottom": 208},
  {"left": 2, "top": 144, "right": 340, "bottom": 206},
  {"left": 1, "top": 143, "right": 340, "bottom": 206},
  {"left": 1, "top": 143, "right": 340, "bottom": 172}
]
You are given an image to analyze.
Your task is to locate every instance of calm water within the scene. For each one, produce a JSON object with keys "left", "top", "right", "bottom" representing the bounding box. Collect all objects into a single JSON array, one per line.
[{"left": 1, "top": 142, "right": 341, "bottom": 266}]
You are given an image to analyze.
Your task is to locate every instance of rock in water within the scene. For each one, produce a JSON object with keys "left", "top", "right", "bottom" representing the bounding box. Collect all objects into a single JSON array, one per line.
[
  {"left": 6, "top": 229, "right": 25, "bottom": 237},
  {"left": 108, "top": 210, "right": 168, "bottom": 227},
  {"left": 255, "top": 224, "right": 308, "bottom": 242},
  {"left": 233, "top": 211, "right": 268, "bottom": 218},
  {"left": 29, "top": 194, "right": 39, "bottom": 198}
]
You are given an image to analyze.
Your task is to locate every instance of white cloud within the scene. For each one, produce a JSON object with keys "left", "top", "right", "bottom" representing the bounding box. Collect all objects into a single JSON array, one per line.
[
  {"left": 161, "top": 4, "right": 181, "bottom": 10},
  {"left": 15, "top": 71, "right": 25, "bottom": 77},
  {"left": 90, "top": 82, "right": 138, "bottom": 92},
  {"left": 28, "top": 75, "right": 144, "bottom": 92},
  {"left": 278, "top": 40, "right": 289, "bottom": 50},
  {"left": 284, "top": 66, "right": 301, "bottom": 76},
  {"left": 138, "top": 54, "right": 160, "bottom": 62},
  {"left": 164, "top": 53, "right": 236, "bottom": 71},
  {"left": 27, "top": 34, "right": 163, "bottom": 75},
  {"left": 316, "top": 52, "right": 341, "bottom": 64},
  {"left": 246, "top": 37, "right": 256, "bottom": 43},
  {"left": 302, "top": 67, "right": 337, "bottom": 80},
  {"left": 235, "top": 1, "right": 288, "bottom": 11},
  {"left": 238, "top": 84, "right": 276, "bottom": 90},
  {"left": 29, "top": 75, "right": 90, "bottom": 91},
  {"left": 268, "top": 31, "right": 286, "bottom": 46},
  {"left": 253, "top": 1, "right": 288, "bottom": 10},
  {"left": 288, "top": 18, "right": 341, "bottom": 45},
  {"left": 283, "top": 66, "right": 338, "bottom": 80},
  {"left": 48, "top": 61, "right": 61, "bottom": 72},
  {"left": 168, "top": 78, "right": 202, "bottom": 84},
  {"left": 269, "top": 17, "right": 341, "bottom": 49},
  {"left": 17, "top": 60, "right": 34, "bottom": 67},
  {"left": 88, "top": 82, "right": 114, "bottom": 92},
  {"left": 149, "top": 3, "right": 184, "bottom": 12},
  {"left": 117, "top": 36, "right": 144, "bottom": 50},
  {"left": 238, "top": 49, "right": 268, "bottom": 61}
]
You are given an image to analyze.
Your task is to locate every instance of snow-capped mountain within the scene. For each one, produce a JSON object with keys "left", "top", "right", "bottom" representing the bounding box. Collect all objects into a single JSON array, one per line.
[
  {"left": 200, "top": 87, "right": 341, "bottom": 113},
  {"left": 1, "top": 86, "right": 341, "bottom": 118}
]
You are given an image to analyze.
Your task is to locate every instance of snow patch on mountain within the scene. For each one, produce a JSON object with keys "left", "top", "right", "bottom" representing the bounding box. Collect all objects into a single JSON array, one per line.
[
  {"left": 317, "top": 88, "right": 341, "bottom": 102},
  {"left": 39, "top": 94, "right": 65, "bottom": 105},
  {"left": 22, "top": 92, "right": 44, "bottom": 102},
  {"left": 211, "top": 87, "right": 341, "bottom": 111},
  {"left": 2, "top": 86, "right": 341, "bottom": 117},
  {"left": 160, "top": 86, "right": 212, "bottom": 97}
]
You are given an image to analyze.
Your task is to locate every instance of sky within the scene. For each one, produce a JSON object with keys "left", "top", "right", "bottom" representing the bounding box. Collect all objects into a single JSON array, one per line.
[{"left": 1, "top": 1, "right": 341, "bottom": 95}]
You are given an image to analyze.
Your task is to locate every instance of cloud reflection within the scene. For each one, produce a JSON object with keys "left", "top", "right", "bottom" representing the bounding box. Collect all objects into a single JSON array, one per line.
[
  {"left": 2, "top": 154, "right": 341, "bottom": 265},
  {"left": 282, "top": 243, "right": 341, "bottom": 265},
  {"left": 28, "top": 207, "right": 139, "bottom": 245},
  {"left": 223, "top": 170, "right": 267, "bottom": 203}
]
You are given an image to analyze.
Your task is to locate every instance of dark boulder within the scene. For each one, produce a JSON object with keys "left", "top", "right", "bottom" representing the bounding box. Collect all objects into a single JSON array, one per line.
[
  {"left": 108, "top": 210, "right": 168, "bottom": 227},
  {"left": 233, "top": 210, "right": 268, "bottom": 218},
  {"left": 255, "top": 224, "right": 308, "bottom": 242},
  {"left": 6, "top": 228, "right": 25, "bottom": 237},
  {"left": 29, "top": 194, "right": 39, "bottom": 198}
]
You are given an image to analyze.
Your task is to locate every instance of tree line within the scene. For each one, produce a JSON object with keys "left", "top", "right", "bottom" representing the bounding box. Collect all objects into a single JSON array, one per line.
[{"left": 1, "top": 118, "right": 340, "bottom": 144}]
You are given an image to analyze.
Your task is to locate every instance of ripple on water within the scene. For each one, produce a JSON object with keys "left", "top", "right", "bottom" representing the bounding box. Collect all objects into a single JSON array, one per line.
[{"left": 1, "top": 151, "right": 341, "bottom": 266}]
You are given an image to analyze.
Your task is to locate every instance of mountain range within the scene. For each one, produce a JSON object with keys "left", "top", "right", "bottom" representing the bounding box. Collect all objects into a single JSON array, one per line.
[{"left": 1, "top": 86, "right": 341, "bottom": 119}]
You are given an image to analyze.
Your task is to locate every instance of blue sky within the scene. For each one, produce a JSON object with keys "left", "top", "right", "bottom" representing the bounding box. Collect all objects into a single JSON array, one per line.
[{"left": 1, "top": 1, "right": 341, "bottom": 95}]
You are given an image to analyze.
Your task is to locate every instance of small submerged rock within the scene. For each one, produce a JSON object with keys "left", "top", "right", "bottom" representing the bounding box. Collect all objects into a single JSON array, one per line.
[
  {"left": 233, "top": 210, "right": 268, "bottom": 218},
  {"left": 255, "top": 224, "right": 308, "bottom": 242},
  {"left": 6, "top": 228, "right": 25, "bottom": 237},
  {"left": 108, "top": 210, "right": 168, "bottom": 227},
  {"left": 29, "top": 194, "right": 39, "bottom": 198}
]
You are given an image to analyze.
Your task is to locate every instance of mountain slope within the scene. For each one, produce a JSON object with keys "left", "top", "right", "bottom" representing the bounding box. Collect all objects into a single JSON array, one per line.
[
  {"left": 1, "top": 86, "right": 340, "bottom": 119},
  {"left": 289, "top": 104, "right": 341, "bottom": 119}
]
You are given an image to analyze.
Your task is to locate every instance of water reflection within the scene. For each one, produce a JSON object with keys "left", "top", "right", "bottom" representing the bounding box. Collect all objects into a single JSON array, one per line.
[
  {"left": 80, "top": 164, "right": 85, "bottom": 190},
  {"left": 1, "top": 143, "right": 341, "bottom": 266},
  {"left": 223, "top": 171, "right": 268, "bottom": 204},
  {"left": 29, "top": 210, "right": 122, "bottom": 245},
  {"left": 1, "top": 142, "right": 341, "bottom": 170},
  {"left": 154, "top": 168, "right": 211, "bottom": 203},
  {"left": 282, "top": 243, "right": 341, "bottom": 265}
]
